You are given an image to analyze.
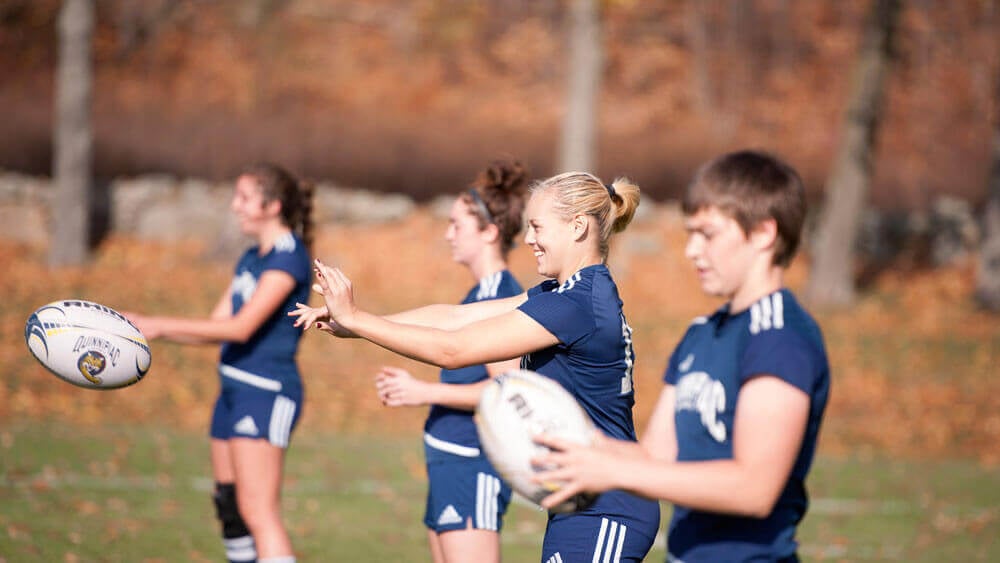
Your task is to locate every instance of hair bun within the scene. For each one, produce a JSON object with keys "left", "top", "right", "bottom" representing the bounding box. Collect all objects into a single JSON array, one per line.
[{"left": 480, "top": 160, "right": 528, "bottom": 195}]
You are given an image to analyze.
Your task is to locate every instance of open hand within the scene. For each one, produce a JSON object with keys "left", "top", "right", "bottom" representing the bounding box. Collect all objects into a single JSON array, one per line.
[
  {"left": 312, "top": 259, "right": 359, "bottom": 328},
  {"left": 288, "top": 303, "right": 328, "bottom": 330},
  {"left": 374, "top": 366, "right": 429, "bottom": 407},
  {"left": 530, "top": 431, "right": 622, "bottom": 510}
]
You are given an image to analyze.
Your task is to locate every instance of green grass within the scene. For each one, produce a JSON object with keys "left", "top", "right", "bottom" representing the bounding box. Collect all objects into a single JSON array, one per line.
[{"left": 1, "top": 422, "right": 996, "bottom": 562}]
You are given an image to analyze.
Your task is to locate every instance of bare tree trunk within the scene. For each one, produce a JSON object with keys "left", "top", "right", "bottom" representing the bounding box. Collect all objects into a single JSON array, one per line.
[
  {"left": 687, "top": 0, "right": 715, "bottom": 118},
  {"left": 975, "top": 73, "right": 1000, "bottom": 312},
  {"left": 557, "top": 0, "right": 602, "bottom": 173},
  {"left": 806, "top": 0, "right": 902, "bottom": 306},
  {"left": 50, "top": 0, "right": 94, "bottom": 267}
]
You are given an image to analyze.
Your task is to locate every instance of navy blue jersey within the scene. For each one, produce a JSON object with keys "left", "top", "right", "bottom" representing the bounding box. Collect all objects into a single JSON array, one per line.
[
  {"left": 424, "top": 270, "right": 523, "bottom": 453},
  {"left": 518, "top": 264, "right": 637, "bottom": 441},
  {"left": 219, "top": 233, "right": 311, "bottom": 392},
  {"left": 662, "top": 288, "right": 830, "bottom": 561},
  {"left": 519, "top": 265, "right": 659, "bottom": 545}
]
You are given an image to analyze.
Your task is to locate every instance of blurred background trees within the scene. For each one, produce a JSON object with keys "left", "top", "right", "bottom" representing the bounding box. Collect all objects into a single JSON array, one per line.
[
  {"left": 806, "top": 0, "right": 901, "bottom": 306},
  {"left": 1, "top": 0, "right": 998, "bottom": 304},
  {"left": 976, "top": 69, "right": 1000, "bottom": 311},
  {"left": 49, "top": 0, "right": 94, "bottom": 266},
  {"left": 557, "top": 0, "right": 601, "bottom": 173}
]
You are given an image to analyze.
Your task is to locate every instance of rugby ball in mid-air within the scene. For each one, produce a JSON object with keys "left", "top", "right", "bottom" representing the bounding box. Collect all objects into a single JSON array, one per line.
[
  {"left": 24, "top": 299, "right": 151, "bottom": 390},
  {"left": 475, "top": 369, "right": 598, "bottom": 513}
]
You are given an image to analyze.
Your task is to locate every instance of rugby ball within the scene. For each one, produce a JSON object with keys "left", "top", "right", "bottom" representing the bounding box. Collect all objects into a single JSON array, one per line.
[
  {"left": 24, "top": 299, "right": 151, "bottom": 390},
  {"left": 475, "top": 369, "right": 598, "bottom": 513}
]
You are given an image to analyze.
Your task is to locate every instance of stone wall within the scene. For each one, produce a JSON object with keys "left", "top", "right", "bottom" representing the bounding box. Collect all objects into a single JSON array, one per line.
[
  {"left": 0, "top": 170, "right": 981, "bottom": 268},
  {"left": 0, "top": 171, "right": 418, "bottom": 250}
]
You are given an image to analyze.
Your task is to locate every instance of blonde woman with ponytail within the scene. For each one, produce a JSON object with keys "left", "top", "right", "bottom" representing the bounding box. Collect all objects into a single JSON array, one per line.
[
  {"left": 128, "top": 163, "right": 314, "bottom": 563},
  {"left": 293, "top": 171, "right": 660, "bottom": 562}
]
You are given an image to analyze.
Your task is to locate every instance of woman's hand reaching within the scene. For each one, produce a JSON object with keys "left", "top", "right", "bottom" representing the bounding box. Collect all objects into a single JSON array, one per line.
[
  {"left": 286, "top": 259, "right": 363, "bottom": 337},
  {"left": 374, "top": 366, "right": 431, "bottom": 407},
  {"left": 288, "top": 302, "right": 357, "bottom": 337}
]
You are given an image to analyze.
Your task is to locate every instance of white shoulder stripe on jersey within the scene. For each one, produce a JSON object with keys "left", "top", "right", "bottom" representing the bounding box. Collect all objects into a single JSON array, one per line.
[
  {"left": 423, "top": 432, "right": 481, "bottom": 457},
  {"left": 476, "top": 271, "right": 503, "bottom": 300},
  {"left": 555, "top": 272, "right": 582, "bottom": 293},
  {"left": 749, "top": 291, "right": 785, "bottom": 335},
  {"left": 219, "top": 364, "right": 283, "bottom": 392},
  {"left": 273, "top": 232, "right": 297, "bottom": 253}
]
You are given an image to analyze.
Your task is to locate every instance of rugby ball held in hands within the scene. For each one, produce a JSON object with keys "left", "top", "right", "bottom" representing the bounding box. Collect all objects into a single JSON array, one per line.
[
  {"left": 475, "top": 369, "right": 598, "bottom": 513},
  {"left": 25, "top": 300, "right": 151, "bottom": 390}
]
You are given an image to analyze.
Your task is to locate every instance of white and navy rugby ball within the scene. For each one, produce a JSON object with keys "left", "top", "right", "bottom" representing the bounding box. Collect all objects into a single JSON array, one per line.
[
  {"left": 24, "top": 299, "right": 151, "bottom": 390},
  {"left": 475, "top": 369, "right": 598, "bottom": 513}
]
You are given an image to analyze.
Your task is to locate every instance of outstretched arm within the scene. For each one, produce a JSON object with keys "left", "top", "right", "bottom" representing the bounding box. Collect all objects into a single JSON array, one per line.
[
  {"left": 314, "top": 260, "right": 556, "bottom": 369},
  {"left": 289, "top": 293, "right": 527, "bottom": 333},
  {"left": 128, "top": 270, "right": 296, "bottom": 345},
  {"left": 534, "top": 376, "right": 809, "bottom": 518}
]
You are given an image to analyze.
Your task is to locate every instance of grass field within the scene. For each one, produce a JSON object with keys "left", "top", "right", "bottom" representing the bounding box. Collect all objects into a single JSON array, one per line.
[
  {"left": 1, "top": 422, "right": 997, "bottom": 562},
  {"left": 2, "top": 207, "right": 999, "bottom": 561}
]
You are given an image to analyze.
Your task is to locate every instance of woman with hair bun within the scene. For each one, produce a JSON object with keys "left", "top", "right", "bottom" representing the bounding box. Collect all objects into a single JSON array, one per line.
[
  {"left": 368, "top": 159, "right": 529, "bottom": 563},
  {"left": 292, "top": 170, "right": 659, "bottom": 562}
]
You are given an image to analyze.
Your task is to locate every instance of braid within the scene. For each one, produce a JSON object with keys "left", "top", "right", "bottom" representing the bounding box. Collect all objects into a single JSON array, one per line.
[
  {"left": 296, "top": 179, "right": 315, "bottom": 253},
  {"left": 243, "top": 162, "right": 314, "bottom": 253}
]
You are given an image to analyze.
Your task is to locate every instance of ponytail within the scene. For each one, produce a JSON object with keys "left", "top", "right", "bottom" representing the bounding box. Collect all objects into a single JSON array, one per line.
[
  {"left": 243, "top": 162, "right": 315, "bottom": 253},
  {"left": 530, "top": 172, "right": 641, "bottom": 259}
]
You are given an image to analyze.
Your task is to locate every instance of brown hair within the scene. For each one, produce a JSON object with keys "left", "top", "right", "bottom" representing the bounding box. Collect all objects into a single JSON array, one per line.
[
  {"left": 462, "top": 160, "right": 530, "bottom": 255},
  {"left": 683, "top": 150, "right": 806, "bottom": 267},
  {"left": 243, "top": 162, "right": 315, "bottom": 252},
  {"left": 530, "top": 171, "right": 640, "bottom": 260}
]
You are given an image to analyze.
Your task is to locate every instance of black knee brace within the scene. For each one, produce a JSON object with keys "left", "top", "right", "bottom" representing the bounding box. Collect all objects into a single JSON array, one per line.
[{"left": 213, "top": 483, "right": 251, "bottom": 539}]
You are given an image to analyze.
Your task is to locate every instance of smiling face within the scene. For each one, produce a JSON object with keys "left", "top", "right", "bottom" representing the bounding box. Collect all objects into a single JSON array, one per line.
[
  {"left": 231, "top": 174, "right": 280, "bottom": 237},
  {"left": 523, "top": 189, "right": 576, "bottom": 280},
  {"left": 445, "top": 196, "right": 490, "bottom": 267}
]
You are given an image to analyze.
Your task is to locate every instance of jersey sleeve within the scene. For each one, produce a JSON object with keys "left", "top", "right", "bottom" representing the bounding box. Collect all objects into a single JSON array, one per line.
[
  {"left": 263, "top": 248, "right": 311, "bottom": 284},
  {"left": 662, "top": 322, "right": 699, "bottom": 385},
  {"left": 517, "top": 289, "right": 594, "bottom": 346},
  {"left": 526, "top": 279, "right": 558, "bottom": 297},
  {"left": 662, "top": 346, "right": 682, "bottom": 385},
  {"left": 740, "top": 330, "right": 823, "bottom": 393}
]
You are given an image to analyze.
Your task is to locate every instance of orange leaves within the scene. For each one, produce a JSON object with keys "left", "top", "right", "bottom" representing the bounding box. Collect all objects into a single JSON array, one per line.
[{"left": 2, "top": 209, "right": 998, "bottom": 463}]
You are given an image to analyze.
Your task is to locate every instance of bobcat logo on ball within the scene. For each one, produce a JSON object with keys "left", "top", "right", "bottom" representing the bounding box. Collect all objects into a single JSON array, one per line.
[{"left": 77, "top": 351, "right": 107, "bottom": 384}]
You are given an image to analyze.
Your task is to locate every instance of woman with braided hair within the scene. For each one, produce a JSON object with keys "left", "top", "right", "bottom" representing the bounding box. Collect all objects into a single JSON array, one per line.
[{"left": 128, "top": 163, "right": 314, "bottom": 563}]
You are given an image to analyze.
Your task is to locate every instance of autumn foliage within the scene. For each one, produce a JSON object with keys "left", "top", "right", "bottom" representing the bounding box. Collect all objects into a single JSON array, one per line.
[{"left": 2, "top": 208, "right": 997, "bottom": 466}]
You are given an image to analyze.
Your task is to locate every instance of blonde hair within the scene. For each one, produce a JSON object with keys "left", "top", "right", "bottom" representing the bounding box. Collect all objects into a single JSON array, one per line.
[{"left": 530, "top": 171, "right": 640, "bottom": 259}]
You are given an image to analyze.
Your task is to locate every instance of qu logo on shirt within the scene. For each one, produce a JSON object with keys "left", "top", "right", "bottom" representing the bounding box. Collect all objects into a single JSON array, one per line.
[{"left": 675, "top": 371, "right": 727, "bottom": 442}]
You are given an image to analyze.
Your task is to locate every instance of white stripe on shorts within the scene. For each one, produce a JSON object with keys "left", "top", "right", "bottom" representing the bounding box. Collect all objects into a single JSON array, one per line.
[
  {"left": 592, "top": 517, "right": 626, "bottom": 563},
  {"left": 219, "top": 364, "right": 283, "bottom": 392},
  {"left": 268, "top": 395, "right": 296, "bottom": 448},
  {"left": 475, "top": 472, "right": 500, "bottom": 530},
  {"left": 545, "top": 553, "right": 564, "bottom": 563},
  {"left": 423, "top": 432, "right": 481, "bottom": 457}
]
